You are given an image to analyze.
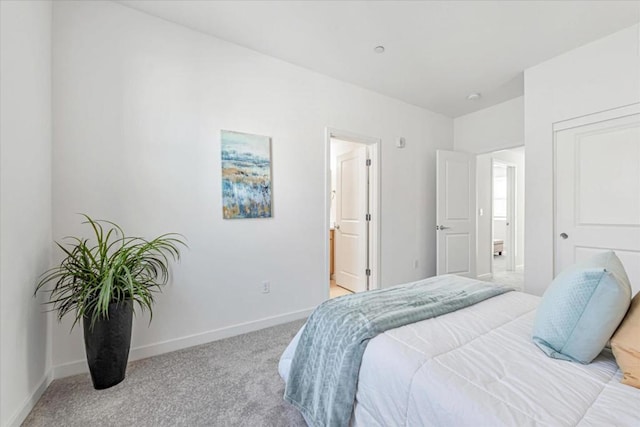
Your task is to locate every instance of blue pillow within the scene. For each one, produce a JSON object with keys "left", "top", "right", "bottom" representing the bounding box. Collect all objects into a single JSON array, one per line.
[{"left": 532, "top": 251, "right": 631, "bottom": 364}]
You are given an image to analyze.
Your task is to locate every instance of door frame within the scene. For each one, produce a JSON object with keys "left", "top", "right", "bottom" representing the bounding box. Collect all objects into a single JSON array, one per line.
[
  {"left": 325, "top": 127, "right": 381, "bottom": 296},
  {"left": 490, "top": 159, "right": 517, "bottom": 274}
]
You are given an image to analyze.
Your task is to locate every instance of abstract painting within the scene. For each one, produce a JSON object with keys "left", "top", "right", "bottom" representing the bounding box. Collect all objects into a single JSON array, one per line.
[{"left": 221, "top": 130, "right": 272, "bottom": 219}]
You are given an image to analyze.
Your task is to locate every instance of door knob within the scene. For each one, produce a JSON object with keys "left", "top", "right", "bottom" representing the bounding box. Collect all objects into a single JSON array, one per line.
[
  {"left": 335, "top": 225, "right": 340, "bottom": 230},
  {"left": 560, "top": 232, "right": 568, "bottom": 239},
  {"left": 436, "top": 225, "right": 450, "bottom": 230}
]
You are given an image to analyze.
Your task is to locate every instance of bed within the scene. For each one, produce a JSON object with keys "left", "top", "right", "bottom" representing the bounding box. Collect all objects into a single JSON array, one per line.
[{"left": 279, "top": 281, "right": 640, "bottom": 426}]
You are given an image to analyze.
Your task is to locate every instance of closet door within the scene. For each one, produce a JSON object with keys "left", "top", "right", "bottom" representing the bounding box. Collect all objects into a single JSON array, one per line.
[{"left": 554, "top": 105, "right": 640, "bottom": 294}]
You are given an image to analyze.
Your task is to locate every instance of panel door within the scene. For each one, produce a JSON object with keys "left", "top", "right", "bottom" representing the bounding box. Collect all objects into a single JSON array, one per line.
[
  {"left": 335, "top": 146, "right": 368, "bottom": 293},
  {"left": 436, "top": 150, "right": 477, "bottom": 278},
  {"left": 555, "top": 109, "right": 640, "bottom": 294}
]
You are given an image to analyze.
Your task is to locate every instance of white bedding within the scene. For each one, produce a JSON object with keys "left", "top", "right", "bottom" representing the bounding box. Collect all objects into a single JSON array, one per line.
[{"left": 279, "top": 291, "right": 640, "bottom": 426}]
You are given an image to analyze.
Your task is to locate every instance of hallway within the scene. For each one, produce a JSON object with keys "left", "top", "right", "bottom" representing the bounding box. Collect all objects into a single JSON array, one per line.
[{"left": 482, "top": 255, "right": 524, "bottom": 290}]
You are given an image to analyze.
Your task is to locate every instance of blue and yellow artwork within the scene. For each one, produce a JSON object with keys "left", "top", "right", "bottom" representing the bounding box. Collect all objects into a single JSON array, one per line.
[{"left": 221, "top": 130, "right": 272, "bottom": 219}]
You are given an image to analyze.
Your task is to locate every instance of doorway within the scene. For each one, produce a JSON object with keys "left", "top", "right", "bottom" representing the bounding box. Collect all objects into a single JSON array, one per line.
[
  {"left": 491, "top": 161, "right": 515, "bottom": 274},
  {"left": 476, "top": 147, "right": 525, "bottom": 289},
  {"left": 436, "top": 147, "right": 524, "bottom": 288},
  {"left": 326, "top": 128, "right": 380, "bottom": 299}
]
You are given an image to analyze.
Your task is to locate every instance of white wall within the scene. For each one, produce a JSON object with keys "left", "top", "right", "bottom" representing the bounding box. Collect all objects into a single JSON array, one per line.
[
  {"left": 524, "top": 24, "right": 640, "bottom": 296},
  {"left": 0, "top": 1, "right": 52, "bottom": 426},
  {"left": 476, "top": 153, "right": 492, "bottom": 277},
  {"left": 475, "top": 149, "right": 525, "bottom": 278},
  {"left": 453, "top": 95, "right": 526, "bottom": 280},
  {"left": 51, "top": 1, "right": 453, "bottom": 373},
  {"left": 454, "top": 96, "right": 524, "bottom": 154}
]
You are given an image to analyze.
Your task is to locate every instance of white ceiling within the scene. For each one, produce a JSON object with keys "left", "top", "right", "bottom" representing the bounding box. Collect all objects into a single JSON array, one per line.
[{"left": 117, "top": 1, "right": 640, "bottom": 118}]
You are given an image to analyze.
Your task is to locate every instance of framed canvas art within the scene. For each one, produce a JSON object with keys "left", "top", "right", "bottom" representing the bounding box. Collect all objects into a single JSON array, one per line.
[{"left": 221, "top": 130, "right": 272, "bottom": 219}]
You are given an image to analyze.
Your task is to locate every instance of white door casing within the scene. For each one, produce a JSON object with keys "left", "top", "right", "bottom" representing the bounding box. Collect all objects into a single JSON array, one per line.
[
  {"left": 437, "top": 150, "right": 477, "bottom": 278},
  {"left": 554, "top": 105, "right": 640, "bottom": 295},
  {"left": 335, "top": 146, "right": 368, "bottom": 292}
]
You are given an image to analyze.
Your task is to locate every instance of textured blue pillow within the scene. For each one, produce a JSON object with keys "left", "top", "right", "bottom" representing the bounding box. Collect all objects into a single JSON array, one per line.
[{"left": 532, "top": 251, "right": 631, "bottom": 364}]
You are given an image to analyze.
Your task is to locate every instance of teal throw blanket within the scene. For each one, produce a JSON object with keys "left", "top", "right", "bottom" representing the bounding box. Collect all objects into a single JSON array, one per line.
[{"left": 284, "top": 275, "right": 511, "bottom": 427}]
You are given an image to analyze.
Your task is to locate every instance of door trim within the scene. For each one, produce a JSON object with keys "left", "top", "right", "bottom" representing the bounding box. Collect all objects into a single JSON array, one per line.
[{"left": 325, "top": 127, "right": 381, "bottom": 296}]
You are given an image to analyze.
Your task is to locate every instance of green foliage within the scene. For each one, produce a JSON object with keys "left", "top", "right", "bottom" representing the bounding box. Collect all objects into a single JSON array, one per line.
[{"left": 35, "top": 214, "right": 186, "bottom": 331}]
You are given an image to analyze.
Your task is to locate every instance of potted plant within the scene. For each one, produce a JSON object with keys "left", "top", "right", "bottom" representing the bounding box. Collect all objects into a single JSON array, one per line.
[{"left": 35, "top": 214, "right": 186, "bottom": 389}]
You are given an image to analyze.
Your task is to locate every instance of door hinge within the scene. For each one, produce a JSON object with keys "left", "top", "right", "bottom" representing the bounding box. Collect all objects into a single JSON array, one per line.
[
  {"left": 366, "top": 158, "right": 372, "bottom": 166},
  {"left": 365, "top": 268, "right": 371, "bottom": 276},
  {"left": 365, "top": 213, "right": 371, "bottom": 221}
]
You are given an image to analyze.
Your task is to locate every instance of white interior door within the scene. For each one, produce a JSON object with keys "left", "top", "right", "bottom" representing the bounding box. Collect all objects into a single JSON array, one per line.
[
  {"left": 436, "top": 150, "right": 477, "bottom": 278},
  {"left": 555, "top": 108, "right": 640, "bottom": 295},
  {"left": 335, "top": 146, "right": 368, "bottom": 292},
  {"left": 505, "top": 165, "right": 516, "bottom": 271}
]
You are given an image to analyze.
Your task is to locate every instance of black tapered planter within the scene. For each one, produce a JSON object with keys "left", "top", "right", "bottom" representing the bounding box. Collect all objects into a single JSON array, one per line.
[{"left": 83, "top": 300, "right": 133, "bottom": 390}]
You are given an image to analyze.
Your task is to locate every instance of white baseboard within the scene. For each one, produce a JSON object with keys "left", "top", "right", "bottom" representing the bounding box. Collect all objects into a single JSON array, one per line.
[
  {"left": 53, "top": 306, "right": 314, "bottom": 379},
  {"left": 477, "top": 273, "right": 493, "bottom": 280},
  {"left": 7, "top": 371, "right": 53, "bottom": 427}
]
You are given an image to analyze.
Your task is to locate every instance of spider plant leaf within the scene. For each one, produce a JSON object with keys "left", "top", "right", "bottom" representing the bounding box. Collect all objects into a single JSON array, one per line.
[{"left": 34, "top": 214, "right": 186, "bottom": 332}]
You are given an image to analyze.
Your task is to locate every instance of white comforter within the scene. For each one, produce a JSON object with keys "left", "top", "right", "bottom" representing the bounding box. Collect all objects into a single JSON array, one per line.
[{"left": 279, "top": 291, "right": 640, "bottom": 426}]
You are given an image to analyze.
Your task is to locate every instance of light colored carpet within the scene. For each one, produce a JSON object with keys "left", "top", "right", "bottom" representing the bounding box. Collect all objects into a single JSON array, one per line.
[
  {"left": 483, "top": 254, "right": 524, "bottom": 290},
  {"left": 23, "top": 320, "right": 307, "bottom": 427}
]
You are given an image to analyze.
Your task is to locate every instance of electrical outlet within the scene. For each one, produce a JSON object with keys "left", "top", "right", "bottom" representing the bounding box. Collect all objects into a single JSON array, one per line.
[{"left": 262, "top": 281, "right": 270, "bottom": 294}]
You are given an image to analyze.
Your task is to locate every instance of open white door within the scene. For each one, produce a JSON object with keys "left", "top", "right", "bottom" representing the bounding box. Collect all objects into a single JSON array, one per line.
[
  {"left": 505, "top": 164, "right": 516, "bottom": 271},
  {"left": 555, "top": 107, "right": 640, "bottom": 295},
  {"left": 436, "top": 150, "right": 477, "bottom": 278},
  {"left": 335, "top": 146, "right": 368, "bottom": 292}
]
